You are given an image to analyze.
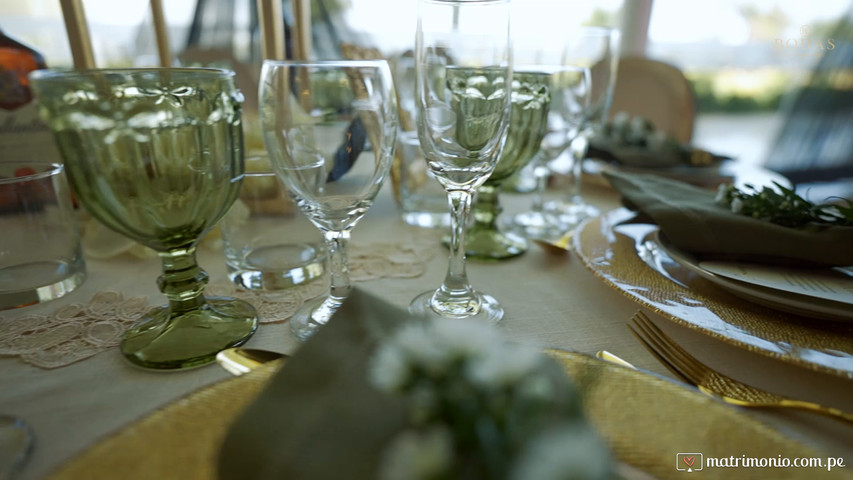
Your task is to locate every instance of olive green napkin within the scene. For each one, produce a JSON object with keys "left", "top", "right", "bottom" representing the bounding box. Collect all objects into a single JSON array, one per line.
[
  {"left": 604, "top": 171, "right": 853, "bottom": 267},
  {"left": 218, "top": 289, "right": 409, "bottom": 480}
]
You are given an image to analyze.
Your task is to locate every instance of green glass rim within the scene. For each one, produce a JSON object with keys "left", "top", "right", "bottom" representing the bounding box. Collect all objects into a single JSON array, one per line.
[
  {"left": 0, "top": 162, "right": 63, "bottom": 184},
  {"left": 29, "top": 67, "right": 235, "bottom": 84}
]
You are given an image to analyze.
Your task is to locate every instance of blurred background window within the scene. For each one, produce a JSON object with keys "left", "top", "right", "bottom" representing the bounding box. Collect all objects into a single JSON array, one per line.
[
  {"left": 646, "top": 0, "right": 852, "bottom": 180},
  {"left": 2, "top": 0, "right": 849, "bottom": 197}
]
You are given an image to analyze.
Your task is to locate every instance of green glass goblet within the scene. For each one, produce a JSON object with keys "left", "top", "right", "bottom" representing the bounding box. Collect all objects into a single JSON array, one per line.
[
  {"left": 31, "top": 68, "right": 258, "bottom": 370},
  {"left": 464, "top": 72, "right": 551, "bottom": 260}
]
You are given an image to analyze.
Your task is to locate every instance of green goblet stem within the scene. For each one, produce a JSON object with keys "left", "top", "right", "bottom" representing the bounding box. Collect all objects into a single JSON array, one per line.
[
  {"left": 472, "top": 184, "right": 501, "bottom": 230},
  {"left": 465, "top": 180, "right": 527, "bottom": 261},
  {"left": 157, "top": 245, "right": 209, "bottom": 314},
  {"left": 464, "top": 72, "right": 551, "bottom": 260}
]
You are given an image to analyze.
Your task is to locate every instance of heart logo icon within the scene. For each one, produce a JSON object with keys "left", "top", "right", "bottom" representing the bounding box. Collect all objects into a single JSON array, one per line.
[{"left": 683, "top": 456, "right": 695, "bottom": 467}]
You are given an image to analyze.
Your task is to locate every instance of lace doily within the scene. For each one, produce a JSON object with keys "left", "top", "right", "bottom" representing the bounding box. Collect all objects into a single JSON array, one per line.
[
  {"left": 208, "top": 238, "right": 441, "bottom": 323},
  {"left": 0, "top": 292, "right": 149, "bottom": 369},
  {"left": 0, "top": 238, "right": 440, "bottom": 369}
]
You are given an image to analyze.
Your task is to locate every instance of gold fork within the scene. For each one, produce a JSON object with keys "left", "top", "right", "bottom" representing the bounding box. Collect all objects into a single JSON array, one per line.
[{"left": 628, "top": 311, "right": 853, "bottom": 423}]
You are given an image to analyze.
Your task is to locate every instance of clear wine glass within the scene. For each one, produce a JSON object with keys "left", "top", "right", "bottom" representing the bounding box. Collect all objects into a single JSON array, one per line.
[
  {"left": 510, "top": 65, "right": 591, "bottom": 241},
  {"left": 31, "top": 68, "right": 258, "bottom": 370},
  {"left": 408, "top": 0, "right": 512, "bottom": 322},
  {"left": 544, "top": 27, "right": 621, "bottom": 230},
  {"left": 259, "top": 60, "right": 397, "bottom": 341}
]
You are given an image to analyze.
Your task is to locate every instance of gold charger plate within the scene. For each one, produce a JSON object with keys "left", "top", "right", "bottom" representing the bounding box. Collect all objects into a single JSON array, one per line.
[
  {"left": 46, "top": 352, "right": 841, "bottom": 480},
  {"left": 573, "top": 208, "right": 853, "bottom": 379}
]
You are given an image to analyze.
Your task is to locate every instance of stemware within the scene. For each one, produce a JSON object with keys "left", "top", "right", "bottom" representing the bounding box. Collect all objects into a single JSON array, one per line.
[
  {"left": 463, "top": 71, "right": 551, "bottom": 260},
  {"left": 510, "top": 65, "right": 591, "bottom": 241},
  {"left": 543, "top": 27, "right": 621, "bottom": 230},
  {"left": 259, "top": 60, "right": 397, "bottom": 341},
  {"left": 408, "top": 0, "right": 512, "bottom": 322},
  {"left": 31, "top": 68, "right": 258, "bottom": 370}
]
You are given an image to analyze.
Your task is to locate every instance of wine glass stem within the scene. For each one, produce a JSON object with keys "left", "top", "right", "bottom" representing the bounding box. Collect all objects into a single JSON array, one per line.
[
  {"left": 157, "top": 246, "right": 208, "bottom": 314},
  {"left": 312, "top": 230, "right": 352, "bottom": 323},
  {"left": 567, "top": 135, "right": 589, "bottom": 205},
  {"left": 532, "top": 164, "right": 549, "bottom": 211},
  {"left": 441, "top": 189, "right": 474, "bottom": 294}
]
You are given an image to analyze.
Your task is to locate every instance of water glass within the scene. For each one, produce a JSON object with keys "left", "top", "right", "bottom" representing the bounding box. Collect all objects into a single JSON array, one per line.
[
  {"left": 220, "top": 160, "right": 325, "bottom": 290},
  {"left": 0, "top": 162, "right": 86, "bottom": 310}
]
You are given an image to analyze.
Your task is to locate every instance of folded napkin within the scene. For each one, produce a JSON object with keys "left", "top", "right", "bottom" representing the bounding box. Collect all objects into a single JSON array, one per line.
[
  {"left": 218, "top": 289, "right": 409, "bottom": 480},
  {"left": 589, "top": 113, "right": 728, "bottom": 169},
  {"left": 605, "top": 171, "right": 853, "bottom": 267}
]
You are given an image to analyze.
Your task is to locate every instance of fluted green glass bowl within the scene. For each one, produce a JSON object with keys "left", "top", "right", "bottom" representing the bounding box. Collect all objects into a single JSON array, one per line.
[
  {"left": 31, "top": 68, "right": 258, "bottom": 370},
  {"left": 465, "top": 71, "right": 550, "bottom": 260}
]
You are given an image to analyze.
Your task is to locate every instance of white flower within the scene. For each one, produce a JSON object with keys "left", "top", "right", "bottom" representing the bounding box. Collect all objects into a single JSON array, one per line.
[
  {"left": 715, "top": 183, "right": 729, "bottom": 203},
  {"left": 428, "top": 317, "right": 501, "bottom": 359},
  {"left": 377, "top": 427, "right": 454, "bottom": 480},
  {"left": 646, "top": 130, "right": 667, "bottom": 151},
  {"left": 515, "top": 372, "right": 556, "bottom": 403},
  {"left": 392, "top": 323, "right": 449, "bottom": 375},
  {"left": 611, "top": 111, "right": 630, "bottom": 128},
  {"left": 510, "top": 423, "right": 613, "bottom": 480},
  {"left": 626, "top": 116, "right": 648, "bottom": 144},
  {"left": 466, "top": 342, "right": 545, "bottom": 388},
  {"left": 731, "top": 197, "right": 744, "bottom": 214},
  {"left": 369, "top": 343, "right": 410, "bottom": 392},
  {"left": 369, "top": 319, "right": 502, "bottom": 391}
]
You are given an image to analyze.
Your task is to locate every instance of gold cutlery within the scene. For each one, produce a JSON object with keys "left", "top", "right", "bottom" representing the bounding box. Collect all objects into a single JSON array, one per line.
[
  {"left": 628, "top": 311, "right": 853, "bottom": 423},
  {"left": 532, "top": 232, "right": 573, "bottom": 255},
  {"left": 594, "top": 350, "right": 637, "bottom": 369},
  {"left": 215, "top": 348, "right": 287, "bottom": 376}
]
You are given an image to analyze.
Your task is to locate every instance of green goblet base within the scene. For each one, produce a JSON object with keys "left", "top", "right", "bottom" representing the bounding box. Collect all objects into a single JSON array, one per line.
[
  {"left": 120, "top": 297, "right": 258, "bottom": 370},
  {"left": 463, "top": 225, "right": 529, "bottom": 261}
]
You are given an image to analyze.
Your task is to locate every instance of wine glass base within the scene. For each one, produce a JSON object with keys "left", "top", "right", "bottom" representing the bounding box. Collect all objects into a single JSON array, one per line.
[
  {"left": 408, "top": 289, "right": 504, "bottom": 324},
  {"left": 289, "top": 295, "right": 343, "bottom": 342},
  {"left": 509, "top": 210, "right": 569, "bottom": 242},
  {"left": 120, "top": 297, "right": 258, "bottom": 370},
  {"left": 543, "top": 200, "right": 600, "bottom": 231}
]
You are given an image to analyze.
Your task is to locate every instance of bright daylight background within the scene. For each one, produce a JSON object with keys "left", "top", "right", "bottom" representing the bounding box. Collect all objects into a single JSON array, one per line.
[{"left": 1, "top": 0, "right": 849, "bottom": 169}]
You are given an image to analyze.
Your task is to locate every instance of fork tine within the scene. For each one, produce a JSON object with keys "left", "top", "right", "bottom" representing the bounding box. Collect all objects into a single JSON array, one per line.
[
  {"left": 632, "top": 312, "right": 708, "bottom": 383},
  {"left": 627, "top": 317, "right": 694, "bottom": 384},
  {"left": 631, "top": 314, "right": 853, "bottom": 423}
]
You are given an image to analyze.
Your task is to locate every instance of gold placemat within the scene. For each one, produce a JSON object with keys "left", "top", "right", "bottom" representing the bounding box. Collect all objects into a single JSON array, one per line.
[
  {"left": 573, "top": 208, "right": 853, "bottom": 379},
  {"left": 46, "top": 352, "right": 841, "bottom": 480},
  {"left": 45, "top": 360, "right": 283, "bottom": 480}
]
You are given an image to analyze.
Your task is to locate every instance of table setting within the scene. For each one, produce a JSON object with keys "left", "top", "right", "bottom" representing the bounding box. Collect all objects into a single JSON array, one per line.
[{"left": 1, "top": 0, "right": 852, "bottom": 479}]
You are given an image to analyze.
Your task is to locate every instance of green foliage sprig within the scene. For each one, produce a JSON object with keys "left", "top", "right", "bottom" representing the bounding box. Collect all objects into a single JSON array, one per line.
[{"left": 715, "top": 182, "right": 853, "bottom": 228}]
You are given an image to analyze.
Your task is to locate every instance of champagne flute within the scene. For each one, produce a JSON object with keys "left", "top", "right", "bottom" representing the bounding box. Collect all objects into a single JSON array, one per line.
[
  {"left": 510, "top": 65, "right": 591, "bottom": 241},
  {"left": 544, "top": 27, "right": 621, "bottom": 229},
  {"left": 259, "top": 60, "right": 397, "bottom": 341},
  {"left": 31, "top": 68, "right": 258, "bottom": 370},
  {"left": 408, "top": 0, "right": 512, "bottom": 322}
]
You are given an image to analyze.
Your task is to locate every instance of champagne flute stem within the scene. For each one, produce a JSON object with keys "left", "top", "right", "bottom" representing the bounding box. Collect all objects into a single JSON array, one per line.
[
  {"left": 157, "top": 245, "right": 208, "bottom": 314},
  {"left": 441, "top": 189, "right": 473, "bottom": 293}
]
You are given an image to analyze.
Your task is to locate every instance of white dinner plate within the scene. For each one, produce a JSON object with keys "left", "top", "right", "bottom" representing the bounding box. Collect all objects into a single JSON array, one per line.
[{"left": 653, "top": 231, "right": 853, "bottom": 323}]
